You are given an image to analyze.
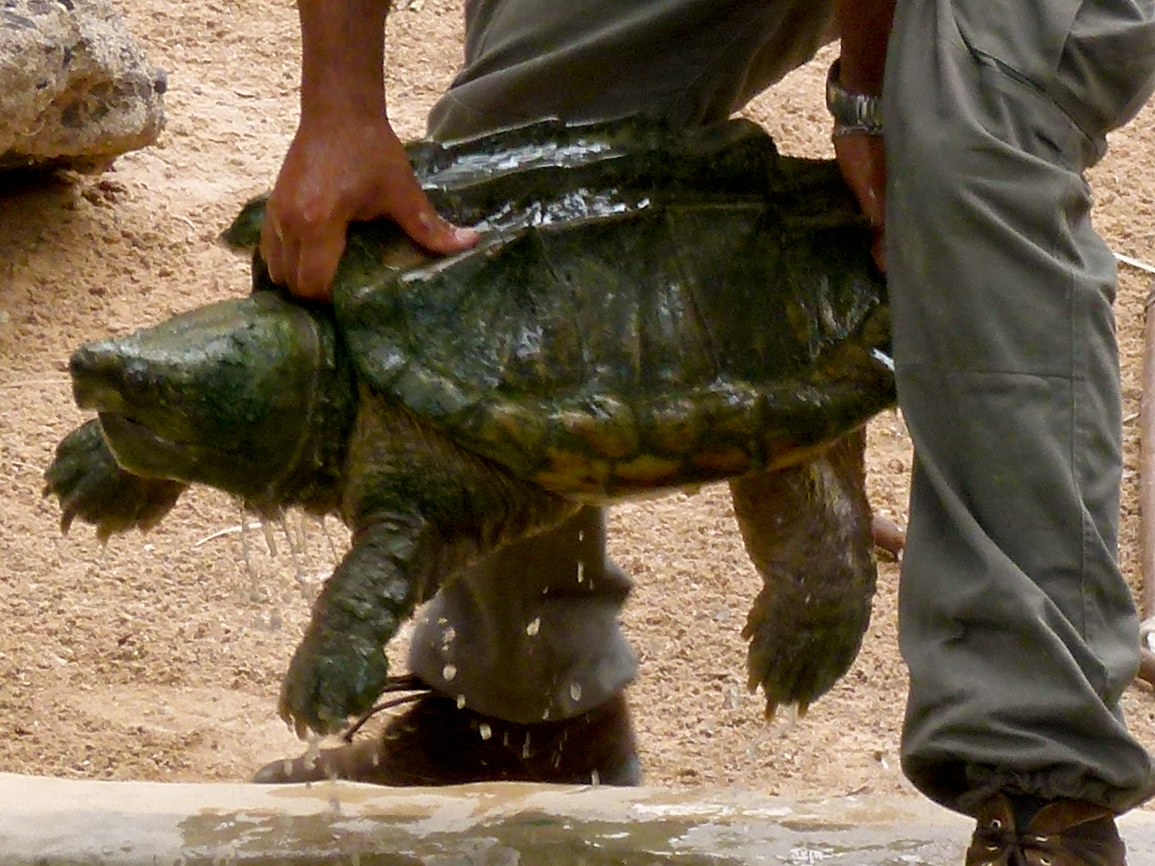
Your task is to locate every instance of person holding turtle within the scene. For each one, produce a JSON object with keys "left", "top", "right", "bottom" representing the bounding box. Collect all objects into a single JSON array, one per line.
[{"left": 254, "top": 1, "right": 1155, "bottom": 863}]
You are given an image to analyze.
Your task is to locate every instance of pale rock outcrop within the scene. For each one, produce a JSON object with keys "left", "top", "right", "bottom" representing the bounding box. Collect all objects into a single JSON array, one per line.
[{"left": 0, "top": 0, "right": 166, "bottom": 172}]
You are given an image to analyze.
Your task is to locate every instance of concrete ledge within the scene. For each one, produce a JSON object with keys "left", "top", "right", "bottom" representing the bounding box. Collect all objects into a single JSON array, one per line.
[{"left": 1, "top": 773, "right": 1153, "bottom": 865}]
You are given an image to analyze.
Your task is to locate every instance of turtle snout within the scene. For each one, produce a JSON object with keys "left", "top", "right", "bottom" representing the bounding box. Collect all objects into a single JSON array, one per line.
[
  {"left": 71, "top": 340, "right": 173, "bottom": 415},
  {"left": 71, "top": 342, "right": 130, "bottom": 414}
]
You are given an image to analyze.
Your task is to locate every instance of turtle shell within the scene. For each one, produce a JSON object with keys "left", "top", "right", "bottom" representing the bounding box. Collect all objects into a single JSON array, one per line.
[{"left": 252, "top": 118, "right": 894, "bottom": 500}]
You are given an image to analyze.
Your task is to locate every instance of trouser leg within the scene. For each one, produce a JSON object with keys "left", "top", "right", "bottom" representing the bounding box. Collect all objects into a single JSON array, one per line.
[
  {"left": 427, "top": 0, "right": 838, "bottom": 139},
  {"left": 885, "top": 0, "right": 1155, "bottom": 815},
  {"left": 409, "top": 506, "right": 635, "bottom": 723},
  {"left": 412, "top": 0, "right": 839, "bottom": 723}
]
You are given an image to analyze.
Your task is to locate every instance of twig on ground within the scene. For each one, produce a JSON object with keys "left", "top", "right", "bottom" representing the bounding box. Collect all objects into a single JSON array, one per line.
[
  {"left": 1117, "top": 252, "right": 1155, "bottom": 275},
  {"left": 1139, "top": 278, "right": 1155, "bottom": 627},
  {"left": 194, "top": 522, "right": 263, "bottom": 547}
]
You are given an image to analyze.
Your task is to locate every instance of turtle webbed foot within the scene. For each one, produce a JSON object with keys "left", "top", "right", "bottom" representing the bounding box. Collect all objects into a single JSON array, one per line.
[
  {"left": 44, "top": 420, "right": 186, "bottom": 542},
  {"left": 278, "top": 626, "right": 390, "bottom": 738},
  {"left": 742, "top": 582, "right": 872, "bottom": 718}
]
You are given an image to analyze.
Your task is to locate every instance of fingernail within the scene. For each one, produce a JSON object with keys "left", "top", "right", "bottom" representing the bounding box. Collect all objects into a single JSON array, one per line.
[{"left": 454, "top": 226, "right": 480, "bottom": 242}]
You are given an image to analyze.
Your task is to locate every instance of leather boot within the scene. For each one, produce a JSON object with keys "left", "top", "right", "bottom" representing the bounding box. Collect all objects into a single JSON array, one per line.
[
  {"left": 966, "top": 794, "right": 1127, "bottom": 865},
  {"left": 253, "top": 688, "right": 641, "bottom": 786}
]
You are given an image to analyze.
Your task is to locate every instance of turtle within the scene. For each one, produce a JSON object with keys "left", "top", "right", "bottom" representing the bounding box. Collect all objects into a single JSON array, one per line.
[{"left": 43, "top": 116, "right": 894, "bottom": 739}]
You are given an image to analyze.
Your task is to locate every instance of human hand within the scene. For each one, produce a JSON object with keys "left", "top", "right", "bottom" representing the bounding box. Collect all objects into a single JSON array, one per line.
[
  {"left": 834, "top": 132, "right": 887, "bottom": 272},
  {"left": 261, "top": 115, "right": 480, "bottom": 301}
]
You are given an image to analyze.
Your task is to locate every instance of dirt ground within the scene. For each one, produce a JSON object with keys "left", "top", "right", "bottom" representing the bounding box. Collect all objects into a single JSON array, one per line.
[{"left": 2, "top": 0, "right": 1155, "bottom": 808}]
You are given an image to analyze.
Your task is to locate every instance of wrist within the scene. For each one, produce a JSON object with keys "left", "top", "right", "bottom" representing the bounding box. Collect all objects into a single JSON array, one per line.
[
  {"left": 298, "top": 0, "right": 388, "bottom": 122},
  {"left": 299, "top": 85, "right": 387, "bottom": 125},
  {"left": 825, "top": 58, "right": 884, "bottom": 137}
]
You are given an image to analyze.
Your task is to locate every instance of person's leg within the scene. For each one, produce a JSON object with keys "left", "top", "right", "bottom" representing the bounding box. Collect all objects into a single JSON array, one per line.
[
  {"left": 409, "top": 506, "right": 636, "bottom": 724},
  {"left": 885, "top": 0, "right": 1155, "bottom": 847},
  {"left": 416, "top": 0, "right": 842, "bottom": 723},
  {"left": 254, "top": 505, "right": 642, "bottom": 785},
  {"left": 428, "top": 0, "right": 837, "bottom": 139},
  {"left": 420, "top": 0, "right": 842, "bottom": 729},
  {"left": 415, "top": 0, "right": 838, "bottom": 736}
]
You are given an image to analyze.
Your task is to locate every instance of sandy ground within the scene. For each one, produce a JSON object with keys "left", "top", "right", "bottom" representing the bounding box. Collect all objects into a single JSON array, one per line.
[{"left": 2, "top": 0, "right": 1154, "bottom": 809}]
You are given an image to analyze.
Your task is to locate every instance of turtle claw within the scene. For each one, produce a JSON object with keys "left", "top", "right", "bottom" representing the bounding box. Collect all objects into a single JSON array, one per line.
[
  {"left": 43, "top": 420, "right": 186, "bottom": 542},
  {"left": 278, "top": 627, "right": 390, "bottom": 738}
]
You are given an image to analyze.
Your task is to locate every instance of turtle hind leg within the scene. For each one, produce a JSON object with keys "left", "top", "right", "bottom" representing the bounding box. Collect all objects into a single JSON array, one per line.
[
  {"left": 730, "top": 427, "right": 877, "bottom": 718},
  {"left": 43, "top": 419, "right": 187, "bottom": 542},
  {"left": 279, "top": 393, "right": 580, "bottom": 737}
]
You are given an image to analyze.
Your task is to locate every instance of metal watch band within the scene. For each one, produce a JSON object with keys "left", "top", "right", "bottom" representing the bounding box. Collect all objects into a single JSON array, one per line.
[{"left": 825, "top": 58, "right": 884, "bottom": 137}]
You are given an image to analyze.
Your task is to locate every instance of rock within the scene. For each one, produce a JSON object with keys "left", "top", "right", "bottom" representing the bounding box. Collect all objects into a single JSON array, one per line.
[
  {"left": 1, "top": 774, "right": 1154, "bottom": 865},
  {"left": 0, "top": 0, "right": 166, "bottom": 172}
]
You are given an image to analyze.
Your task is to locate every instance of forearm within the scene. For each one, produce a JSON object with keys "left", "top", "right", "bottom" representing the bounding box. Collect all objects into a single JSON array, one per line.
[
  {"left": 836, "top": 0, "right": 896, "bottom": 94},
  {"left": 297, "top": 0, "right": 391, "bottom": 123}
]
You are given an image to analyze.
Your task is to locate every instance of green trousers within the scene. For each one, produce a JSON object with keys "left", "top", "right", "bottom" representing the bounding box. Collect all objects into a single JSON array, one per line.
[
  {"left": 886, "top": 0, "right": 1155, "bottom": 814},
  {"left": 407, "top": 0, "right": 1155, "bottom": 814},
  {"left": 411, "top": 0, "right": 839, "bottom": 725}
]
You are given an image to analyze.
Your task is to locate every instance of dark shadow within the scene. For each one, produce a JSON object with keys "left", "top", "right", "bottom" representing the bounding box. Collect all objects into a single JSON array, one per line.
[{"left": 0, "top": 167, "right": 104, "bottom": 301}]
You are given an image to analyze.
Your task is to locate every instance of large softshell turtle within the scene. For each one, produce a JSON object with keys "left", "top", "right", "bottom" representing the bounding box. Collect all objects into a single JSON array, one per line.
[{"left": 44, "top": 117, "right": 893, "bottom": 737}]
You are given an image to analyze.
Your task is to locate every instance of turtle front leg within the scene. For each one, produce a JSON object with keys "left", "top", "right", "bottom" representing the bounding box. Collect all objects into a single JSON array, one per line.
[
  {"left": 43, "top": 419, "right": 187, "bottom": 542},
  {"left": 279, "top": 394, "right": 578, "bottom": 738},
  {"left": 277, "top": 516, "right": 427, "bottom": 736},
  {"left": 730, "top": 427, "right": 876, "bottom": 718}
]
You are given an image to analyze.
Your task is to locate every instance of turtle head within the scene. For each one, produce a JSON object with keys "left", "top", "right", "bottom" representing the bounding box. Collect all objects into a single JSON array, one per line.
[{"left": 69, "top": 290, "right": 355, "bottom": 514}]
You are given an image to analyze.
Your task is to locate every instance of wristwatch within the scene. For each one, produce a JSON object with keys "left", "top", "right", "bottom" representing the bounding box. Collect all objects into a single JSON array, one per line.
[{"left": 825, "top": 59, "right": 884, "bottom": 137}]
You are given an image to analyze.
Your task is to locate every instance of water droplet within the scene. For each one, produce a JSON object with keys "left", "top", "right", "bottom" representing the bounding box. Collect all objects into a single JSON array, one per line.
[
  {"left": 479, "top": 723, "right": 492, "bottom": 741},
  {"left": 442, "top": 664, "right": 457, "bottom": 682},
  {"left": 570, "top": 682, "right": 582, "bottom": 702},
  {"left": 526, "top": 617, "right": 541, "bottom": 636},
  {"left": 576, "top": 561, "right": 584, "bottom": 583},
  {"left": 591, "top": 769, "right": 600, "bottom": 785},
  {"left": 456, "top": 694, "right": 466, "bottom": 709}
]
